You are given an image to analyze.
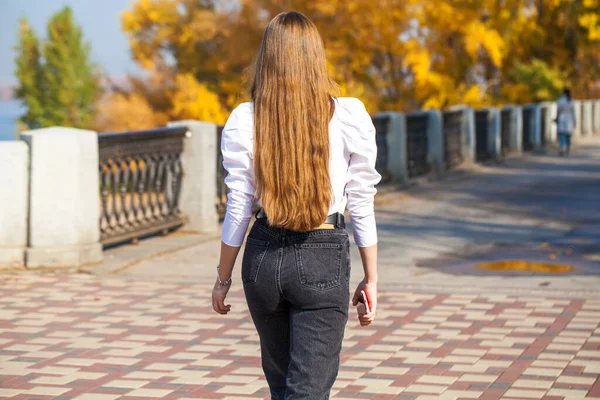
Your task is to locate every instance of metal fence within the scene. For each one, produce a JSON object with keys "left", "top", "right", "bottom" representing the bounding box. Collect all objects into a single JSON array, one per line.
[
  {"left": 406, "top": 113, "right": 430, "bottom": 178},
  {"left": 522, "top": 107, "right": 533, "bottom": 151},
  {"left": 98, "top": 127, "right": 187, "bottom": 246},
  {"left": 500, "top": 109, "right": 512, "bottom": 155},
  {"left": 475, "top": 110, "right": 491, "bottom": 162},
  {"left": 443, "top": 110, "right": 464, "bottom": 169},
  {"left": 372, "top": 115, "right": 391, "bottom": 184}
]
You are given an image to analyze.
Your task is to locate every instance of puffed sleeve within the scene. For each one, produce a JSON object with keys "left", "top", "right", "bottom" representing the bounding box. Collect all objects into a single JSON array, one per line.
[
  {"left": 340, "top": 98, "right": 382, "bottom": 247},
  {"left": 220, "top": 103, "right": 256, "bottom": 247}
]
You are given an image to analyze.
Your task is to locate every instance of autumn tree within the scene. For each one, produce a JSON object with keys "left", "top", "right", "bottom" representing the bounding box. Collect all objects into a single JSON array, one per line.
[
  {"left": 526, "top": 0, "right": 600, "bottom": 98},
  {"left": 119, "top": 0, "right": 600, "bottom": 123},
  {"left": 14, "top": 6, "right": 102, "bottom": 129},
  {"left": 14, "top": 19, "right": 44, "bottom": 129},
  {"left": 95, "top": 65, "right": 229, "bottom": 132},
  {"left": 42, "top": 7, "right": 102, "bottom": 128},
  {"left": 95, "top": 92, "right": 163, "bottom": 132},
  {"left": 504, "top": 59, "right": 566, "bottom": 104}
]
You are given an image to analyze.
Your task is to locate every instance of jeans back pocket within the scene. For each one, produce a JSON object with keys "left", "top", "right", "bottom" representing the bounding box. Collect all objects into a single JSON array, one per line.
[
  {"left": 242, "top": 237, "right": 270, "bottom": 284},
  {"left": 294, "top": 243, "right": 343, "bottom": 291}
]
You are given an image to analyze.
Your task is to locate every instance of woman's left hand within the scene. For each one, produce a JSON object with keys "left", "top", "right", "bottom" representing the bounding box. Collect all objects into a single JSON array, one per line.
[{"left": 212, "top": 279, "right": 232, "bottom": 315}]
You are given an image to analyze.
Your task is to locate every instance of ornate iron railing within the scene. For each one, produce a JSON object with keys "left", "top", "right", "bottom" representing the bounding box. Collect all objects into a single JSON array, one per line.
[
  {"left": 443, "top": 110, "right": 464, "bottom": 169},
  {"left": 500, "top": 109, "right": 511, "bottom": 155},
  {"left": 522, "top": 107, "right": 533, "bottom": 151},
  {"left": 475, "top": 110, "right": 491, "bottom": 162},
  {"left": 406, "top": 113, "right": 430, "bottom": 178},
  {"left": 98, "top": 127, "right": 187, "bottom": 246},
  {"left": 216, "top": 125, "right": 228, "bottom": 221},
  {"left": 372, "top": 115, "right": 391, "bottom": 184}
]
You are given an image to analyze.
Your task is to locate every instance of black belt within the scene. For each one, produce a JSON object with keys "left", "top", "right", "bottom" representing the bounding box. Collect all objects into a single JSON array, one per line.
[{"left": 256, "top": 209, "right": 345, "bottom": 228}]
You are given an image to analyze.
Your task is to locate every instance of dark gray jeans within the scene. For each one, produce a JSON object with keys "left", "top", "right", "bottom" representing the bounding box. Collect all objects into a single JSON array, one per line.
[{"left": 242, "top": 218, "right": 351, "bottom": 400}]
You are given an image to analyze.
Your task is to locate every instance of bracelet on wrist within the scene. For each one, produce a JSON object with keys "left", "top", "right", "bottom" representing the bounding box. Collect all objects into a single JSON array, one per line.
[{"left": 217, "top": 264, "right": 232, "bottom": 286}]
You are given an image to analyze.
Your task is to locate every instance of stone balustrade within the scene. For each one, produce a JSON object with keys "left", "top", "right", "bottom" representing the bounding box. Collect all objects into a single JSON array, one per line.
[{"left": 1, "top": 98, "right": 599, "bottom": 268}]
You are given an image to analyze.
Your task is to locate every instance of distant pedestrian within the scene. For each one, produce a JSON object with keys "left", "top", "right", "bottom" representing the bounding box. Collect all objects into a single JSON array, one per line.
[
  {"left": 211, "top": 11, "right": 381, "bottom": 399},
  {"left": 556, "top": 88, "right": 576, "bottom": 156}
]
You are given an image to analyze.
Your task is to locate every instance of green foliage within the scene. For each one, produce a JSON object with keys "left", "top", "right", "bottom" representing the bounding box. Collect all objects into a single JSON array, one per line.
[
  {"left": 512, "top": 59, "right": 566, "bottom": 103},
  {"left": 14, "top": 19, "right": 44, "bottom": 129},
  {"left": 13, "top": 6, "right": 102, "bottom": 130}
]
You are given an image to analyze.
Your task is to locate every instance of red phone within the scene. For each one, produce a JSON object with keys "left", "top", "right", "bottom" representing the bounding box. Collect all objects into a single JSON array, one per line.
[{"left": 359, "top": 290, "right": 370, "bottom": 314}]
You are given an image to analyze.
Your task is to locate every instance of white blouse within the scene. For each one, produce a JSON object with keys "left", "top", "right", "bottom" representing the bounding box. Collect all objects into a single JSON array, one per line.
[{"left": 221, "top": 97, "right": 381, "bottom": 248}]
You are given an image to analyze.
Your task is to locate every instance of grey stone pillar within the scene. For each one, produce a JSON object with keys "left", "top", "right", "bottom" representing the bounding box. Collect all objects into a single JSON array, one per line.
[
  {"left": 0, "top": 142, "right": 29, "bottom": 268},
  {"left": 593, "top": 100, "right": 600, "bottom": 135},
  {"left": 426, "top": 110, "right": 444, "bottom": 173},
  {"left": 464, "top": 107, "right": 476, "bottom": 163},
  {"left": 501, "top": 106, "right": 522, "bottom": 154},
  {"left": 547, "top": 102, "right": 558, "bottom": 142},
  {"left": 523, "top": 104, "right": 542, "bottom": 149},
  {"left": 581, "top": 101, "right": 593, "bottom": 136},
  {"left": 449, "top": 105, "right": 476, "bottom": 163},
  {"left": 573, "top": 100, "right": 582, "bottom": 138},
  {"left": 540, "top": 102, "right": 556, "bottom": 144},
  {"left": 375, "top": 112, "right": 407, "bottom": 183},
  {"left": 168, "top": 120, "right": 219, "bottom": 233},
  {"left": 20, "top": 127, "right": 102, "bottom": 268},
  {"left": 485, "top": 108, "right": 502, "bottom": 159}
]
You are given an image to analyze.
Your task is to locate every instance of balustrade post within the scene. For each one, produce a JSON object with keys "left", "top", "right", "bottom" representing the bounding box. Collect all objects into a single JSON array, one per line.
[
  {"left": 573, "top": 100, "right": 582, "bottom": 138},
  {"left": 460, "top": 107, "right": 476, "bottom": 163},
  {"left": 168, "top": 120, "right": 219, "bottom": 232},
  {"left": 20, "top": 127, "right": 102, "bottom": 268},
  {"left": 548, "top": 102, "right": 558, "bottom": 143},
  {"left": 502, "top": 106, "right": 523, "bottom": 154},
  {"left": 540, "top": 102, "right": 556, "bottom": 144},
  {"left": 523, "top": 104, "right": 542, "bottom": 150},
  {"left": 593, "top": 100, "right": 600, "bottom": 135},
  {"left": 375, "top": 112, "right": 407, "bottom": 183},
  {"left": 581, "top": 101, "right": 593, "bottom": 137},
  {"left": 488, "top": 108, "right": 501, "bottom": 159},
  {"left": 482, "top": 108, "right": 501, "bottom": 160},
  {"left": 0, "top": 142, "right": 29, "bottom": 268},
  {"left": 426, "top": 110, "right": 445, "bottom": 174}
]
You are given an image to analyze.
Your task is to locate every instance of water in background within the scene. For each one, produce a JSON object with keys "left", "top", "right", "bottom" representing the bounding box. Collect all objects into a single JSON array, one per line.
[{"left": 0, "top": 100, "right": 25, "bottom": 141}]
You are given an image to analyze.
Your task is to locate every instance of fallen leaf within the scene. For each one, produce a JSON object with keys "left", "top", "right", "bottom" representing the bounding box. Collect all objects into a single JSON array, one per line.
[
  {"left": 94, "top": 296, "right": 101, "bottom": 301},
  {"left": 549, "top": 254, "right": 558, "bottom": 260}
]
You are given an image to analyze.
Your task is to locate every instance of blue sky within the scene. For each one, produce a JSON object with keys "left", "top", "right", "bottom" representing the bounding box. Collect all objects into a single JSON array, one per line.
[{"left": 0, "top": 0, "right": 140, "bottom": 85}]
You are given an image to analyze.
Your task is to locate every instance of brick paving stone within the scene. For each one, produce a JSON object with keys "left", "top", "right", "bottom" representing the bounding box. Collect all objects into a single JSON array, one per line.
[{"left": 0, "top": 274, "right": 599, "bottom": 399}]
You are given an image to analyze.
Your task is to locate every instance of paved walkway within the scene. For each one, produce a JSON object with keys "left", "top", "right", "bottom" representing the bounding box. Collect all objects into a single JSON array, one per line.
[
  {"left": 1, "top": 138, "right": 600, "bottom": 399},
  {"left": 1, "top": 273, "right": 599, "bottom": 400}
]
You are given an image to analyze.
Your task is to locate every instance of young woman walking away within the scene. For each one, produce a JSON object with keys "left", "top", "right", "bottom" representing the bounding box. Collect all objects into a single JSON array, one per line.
[
  {"left": 212, "top": 11, "right": 381, "bottom": 399},
  {"left": 557, "top": 88, "right": 576, "bottom": 156}
]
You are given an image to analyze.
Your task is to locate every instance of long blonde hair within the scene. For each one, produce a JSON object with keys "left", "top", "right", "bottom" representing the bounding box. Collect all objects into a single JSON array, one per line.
[{"left": 250, "top": 11, "right": 337, "bottom": 232}]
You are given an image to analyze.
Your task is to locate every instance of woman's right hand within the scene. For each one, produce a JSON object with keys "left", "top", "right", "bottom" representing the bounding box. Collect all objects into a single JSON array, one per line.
[{"left": 352, "top": 279, "right": 377, "bottom": 326}]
